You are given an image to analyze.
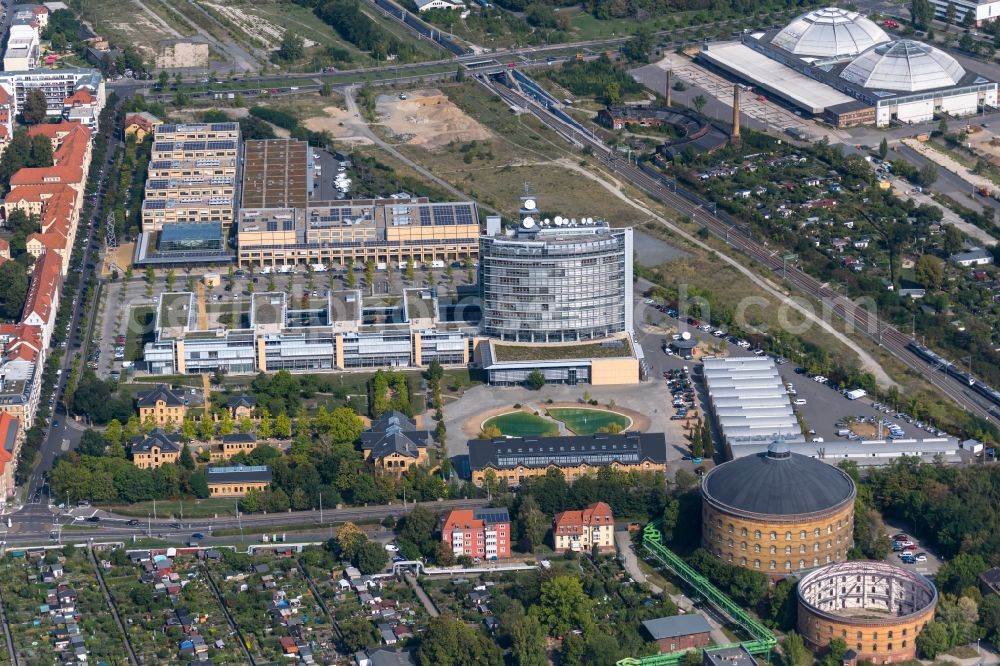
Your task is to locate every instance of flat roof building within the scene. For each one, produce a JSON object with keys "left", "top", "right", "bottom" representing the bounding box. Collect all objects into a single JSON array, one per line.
[
  {"left": 241, "top": 139, "right": 311, "bottom": 209},
  {"left": 237, "top": 196, "right": 480, "bottom": 268},
  {"left": 140, "top": 122, "right": 241, "bottom": 237},
  {"left": 479, "top": 195, "right": 633, "bottom": 343}
]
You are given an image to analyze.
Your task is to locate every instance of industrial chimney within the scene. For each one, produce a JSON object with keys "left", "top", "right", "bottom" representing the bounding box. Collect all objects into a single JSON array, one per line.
[
  {"left": 731, "top": 85, "right": 741, "bottom": 147},
  {"left": 665, "top": 69, "right": 672, "bottom": 107}
]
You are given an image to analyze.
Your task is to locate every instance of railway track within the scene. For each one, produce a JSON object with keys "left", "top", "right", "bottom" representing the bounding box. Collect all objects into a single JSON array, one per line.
[{"left": 483, "top": 74, "right": 996, "bottom": 424}]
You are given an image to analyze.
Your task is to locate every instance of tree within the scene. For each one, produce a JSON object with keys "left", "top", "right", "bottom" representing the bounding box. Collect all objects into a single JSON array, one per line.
[
  {"left": 782, "top": 631, "right": 808, "bottom": 666},
  {"left": 354, "top": 539, "right": 389, "bottom": 574},
  {"left": 22, "top": 88, "right": 48, "bottom": 125},
  {"left": 500, "top": 601, "right": 546, "bottom": 666},
  {"left": 434, "top": 541, "right": 455, "bottom": 566},
  {"left": 104, "top": 419, "right": 123, "bottom": 450},
  {"left": 454, "top": 65, "right": 465, "bottom": 83},
  {"left": 943, "top": 224, "right": 964, "bottom": 254},
  {"left": 916, "top": 620, "right": 951, "bottom": 658},
  {"left": 337, "top": 521, "right": 366, "bottom": 560},
  {"left": 0, "top": 261, "right": 30, "bottom": 321},
  {"left": 622, "top": 26, "right": 653, "bottom": 63},
  {"left": 405, "top": 258, "right": 415, "bottom": 282},
  {"left": 526, "top": 369, "right": 546, "bottom": 390},
  {"left": 399, "top": 505, "right": 438, "bottom": 558},
  {"left": 517, "top": 495, "right": 547, "bottom": 551},
  {"left": 276, "top": 31, "right": 305, "bottom": 62},
  {"left": 179, "top": 442, "right": 194, "bottom": 470},
  {"left": 914, "top": 254, "right": 944, "bottom": 289},
  {"left": 530, "top": 574, "right": 594, "bottom": 637},
  {"left": 365, "top": 260, "right": 375, "bottom": 290},
  {"left": 340, "top": 617, "right": 377, "bottom": 652},
  {"left": 78, "top": 430, "right": 106, "bottom": 456},
  {"left": 415, "top": 616, "right": 503, "bottom": 666},
  {"left": 692, "top": 94, "right": 707, "bottom": 116},
  {"left": 935, "top": 553, "right": 988, "bottom": 595},
  {"left": 878, "top": 138, "right": 889, "bottom": 160},
  {"left": 157, "top": 70, "right": 169, "bottom": 89},
  {"left": 604, "top": 81, "right": 622, "bottom": 106},
  {"left": 274, "top": 413, "right": 292, "bottom": 438},
  {"left": 911, "top": 0, "right": 933, "bottom": 28},
  {"left": 918, "top": 162, "right": 938, "bottom": 187},
  {"left": 946, "top": 1, "right": 956, "bottom": 26}
]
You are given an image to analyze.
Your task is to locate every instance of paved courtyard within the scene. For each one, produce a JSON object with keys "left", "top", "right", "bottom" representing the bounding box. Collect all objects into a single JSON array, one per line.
[{"left": 442, "top": 381, "right": 684, "bottom": 460}]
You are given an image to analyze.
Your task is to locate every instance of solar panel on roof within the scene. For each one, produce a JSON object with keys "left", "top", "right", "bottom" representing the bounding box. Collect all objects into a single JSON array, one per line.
[{"left": 419, "top": 207, "right": 431, "bottom": 225}]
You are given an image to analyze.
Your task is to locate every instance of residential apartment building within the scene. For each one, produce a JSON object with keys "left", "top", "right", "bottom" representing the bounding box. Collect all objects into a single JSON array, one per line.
[
  {"left": 207, "top": 465, "right": 272, "bottom": 497},
  {"left": 441, "top": 507, "right": 511, "bottom": 560},
  {"left": 19, "top": 251, "right": 61, "bottom": 348},
  {"left": 0, "top": 352, "right": 42, "bottom": 430},
  {"left": 141, "top": 123, "right": 241, "bottom": 234},
  {"left": 236, "top": 198, "right": 480, "bottom": 268},
  {"left": 0, "top": 69, "right": 105, "bottom": 120},
  {"left": 552, "top": 501, "right": 615, "bottom": 553},
  {"left": 129, "top": 429, "right": 181, "bottom": 469},
  {"left": 467, "top": 432, "right": 669, "bottom": 486},
  {"left": 135, "top": 384, "right": 188, "bottom": 427},
  {"left": 0, "top": 412, "right": 22, "bottom": 502},
  {"left": 123, "top": 111, "right": 162, "bottom": 142}
]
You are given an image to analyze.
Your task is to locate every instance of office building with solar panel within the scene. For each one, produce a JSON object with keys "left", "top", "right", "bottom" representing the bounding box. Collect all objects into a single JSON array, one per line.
[{"left": 135, "top": 122, "right": 242, "bottom": 265}]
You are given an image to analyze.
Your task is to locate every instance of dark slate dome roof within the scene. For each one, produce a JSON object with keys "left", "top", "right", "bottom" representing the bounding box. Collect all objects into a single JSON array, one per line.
[{"left": 702, "top": 441, "right": 856, "bottom": 518}]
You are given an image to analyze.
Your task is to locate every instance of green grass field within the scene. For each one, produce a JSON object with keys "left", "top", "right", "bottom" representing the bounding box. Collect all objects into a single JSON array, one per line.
[
  {"left": 484, "top": 412, "right": 558, "bottom": 437},
  {"left": 104, "top": 498, "right": 238, "bottom": 519},
  {"left": 547, "top": 408, "right": 631, "bottom": 435}
]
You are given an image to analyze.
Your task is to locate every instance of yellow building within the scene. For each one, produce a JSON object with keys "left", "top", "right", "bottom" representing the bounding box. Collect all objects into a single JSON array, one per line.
[
  {"left": 136, "top": 384, "right": 188, "bottom": 428},
  {"left": 359, "top": 412, "right": 430, "bottom": 477},
  {"left": 206, "top": 465, "right": 272, "bottom": 497},
  {"left": 209, "top": 433, "right": 259, "bottom": 462},
  {"left": 227, "top": 394, "right": 256, "bottom": 420},
  {"left": 123, "top": 112, "right": 162, "bottom": 142},
  {"left": 553, "top": 501, "right": 615, "bottom": 553},
  {"left": 469, "top": 432, "right": 668, "bottom": 487},
  {"left": 129, "top": 429, "right": 181, "bottom": 470},
  {"left": 236, "top": 198, "right": 480, "bottom": 268}
]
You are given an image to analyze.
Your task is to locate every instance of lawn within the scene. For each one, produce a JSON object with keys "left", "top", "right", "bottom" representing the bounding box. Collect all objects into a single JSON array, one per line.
[
  {"left": 103, "top": 498, "right": 238, "bottom": 519},
  {"left": 123, "top": 305, "right": 155, "bottom": 363},
  {"left": 547, "top": 408, "right": 631, "bottom": 435},
  {"left": 483, "top": 411, "right": 559, "bottom": 437}
]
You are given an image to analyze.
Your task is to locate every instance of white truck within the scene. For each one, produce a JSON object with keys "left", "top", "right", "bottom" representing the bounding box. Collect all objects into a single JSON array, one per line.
[{"left": 844, "top": 388, "right": 867, "bottom": 400}]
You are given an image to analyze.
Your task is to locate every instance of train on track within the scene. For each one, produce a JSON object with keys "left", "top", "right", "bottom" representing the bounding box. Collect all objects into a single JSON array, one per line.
[{"left": 908, "top": 341, "right": 1000, "bottom": 410}]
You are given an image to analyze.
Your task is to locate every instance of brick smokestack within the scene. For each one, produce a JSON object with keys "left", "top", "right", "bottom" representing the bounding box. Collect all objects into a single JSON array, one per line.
[
  {"left": 731, "top": 84, "right": 741, "bottom": 146},
  {"left": 665, "top": 69, "right": 672, "bottom": 107}
]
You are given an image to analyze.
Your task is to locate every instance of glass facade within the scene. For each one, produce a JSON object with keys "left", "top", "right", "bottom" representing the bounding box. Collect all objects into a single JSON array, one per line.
[{"left": 479, "top": 226, "right": 633, "bottom": 342}]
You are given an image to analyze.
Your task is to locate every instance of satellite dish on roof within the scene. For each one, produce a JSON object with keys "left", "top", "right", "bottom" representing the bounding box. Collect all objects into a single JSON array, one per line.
[
  {"left": 681, "top": 331, "right": 692, "bottom": 341},
  {"left": 543, "top": 218, "right": 551, "bottom": 225},
  {"left": 523, "top": 198, "right": 537, "bottom": 211},
  {"left": 554, "top": 216, "right": 563, "bottom": 225},
  {"left": 522, "top": 217, "right": 535, "bottom": 228}
]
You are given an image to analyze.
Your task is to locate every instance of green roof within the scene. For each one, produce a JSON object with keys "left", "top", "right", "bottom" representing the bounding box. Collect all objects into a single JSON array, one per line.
[{"left": 492, "top": 338, "right": 633, "bottom": 362}]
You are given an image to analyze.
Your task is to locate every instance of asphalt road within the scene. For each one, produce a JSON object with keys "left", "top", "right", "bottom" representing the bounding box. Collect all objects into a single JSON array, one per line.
[
  {"left": 893, "top": 141, "right": 1000, "bottom": 216},
  {"left": 484, "top": 73, "right": 1000, "bottom": 426},
  {"left": 3, "top": 499, "right": 487, "bottom": 547}
]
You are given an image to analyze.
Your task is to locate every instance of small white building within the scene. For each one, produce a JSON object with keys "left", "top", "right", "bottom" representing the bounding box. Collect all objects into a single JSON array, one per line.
[
  {"left": 950, "top": 247, "right": 994, "bottom": 266},
  {"left": 415, "top": 0, "right": 464, "bottom": 10}
]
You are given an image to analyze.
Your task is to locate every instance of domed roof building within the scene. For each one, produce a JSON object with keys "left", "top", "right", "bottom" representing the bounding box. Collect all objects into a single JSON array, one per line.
[
  {"left": 701, "top": 442, "right": 856, "bottom": 576},
  {"left": 840, "top": 39, "right": 965, "bottom": 92},
  {"left": 771, "top": 7, "right": 890, "bottom": 59}
]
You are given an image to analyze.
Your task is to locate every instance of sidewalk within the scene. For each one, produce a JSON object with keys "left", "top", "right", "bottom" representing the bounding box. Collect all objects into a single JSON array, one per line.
[{"left": 614, "top": 529, "right": 730, "bottom": 646}]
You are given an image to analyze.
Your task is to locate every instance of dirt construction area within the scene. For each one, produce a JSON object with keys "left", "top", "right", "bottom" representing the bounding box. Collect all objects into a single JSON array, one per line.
[
  {"left": 375, "top": 89, "right": 493, "bottom": 151},
  {"left": 303, "top": 106, "right": 373, "bottom": 145}
]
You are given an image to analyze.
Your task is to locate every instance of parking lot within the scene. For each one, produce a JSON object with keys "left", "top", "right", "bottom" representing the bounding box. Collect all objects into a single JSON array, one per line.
[
  {"left": 885, "top": 522, "right": 944, "bottom": 576},
  {"left": 633, "top": 297, "right": 956, "bottom": 451}
]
